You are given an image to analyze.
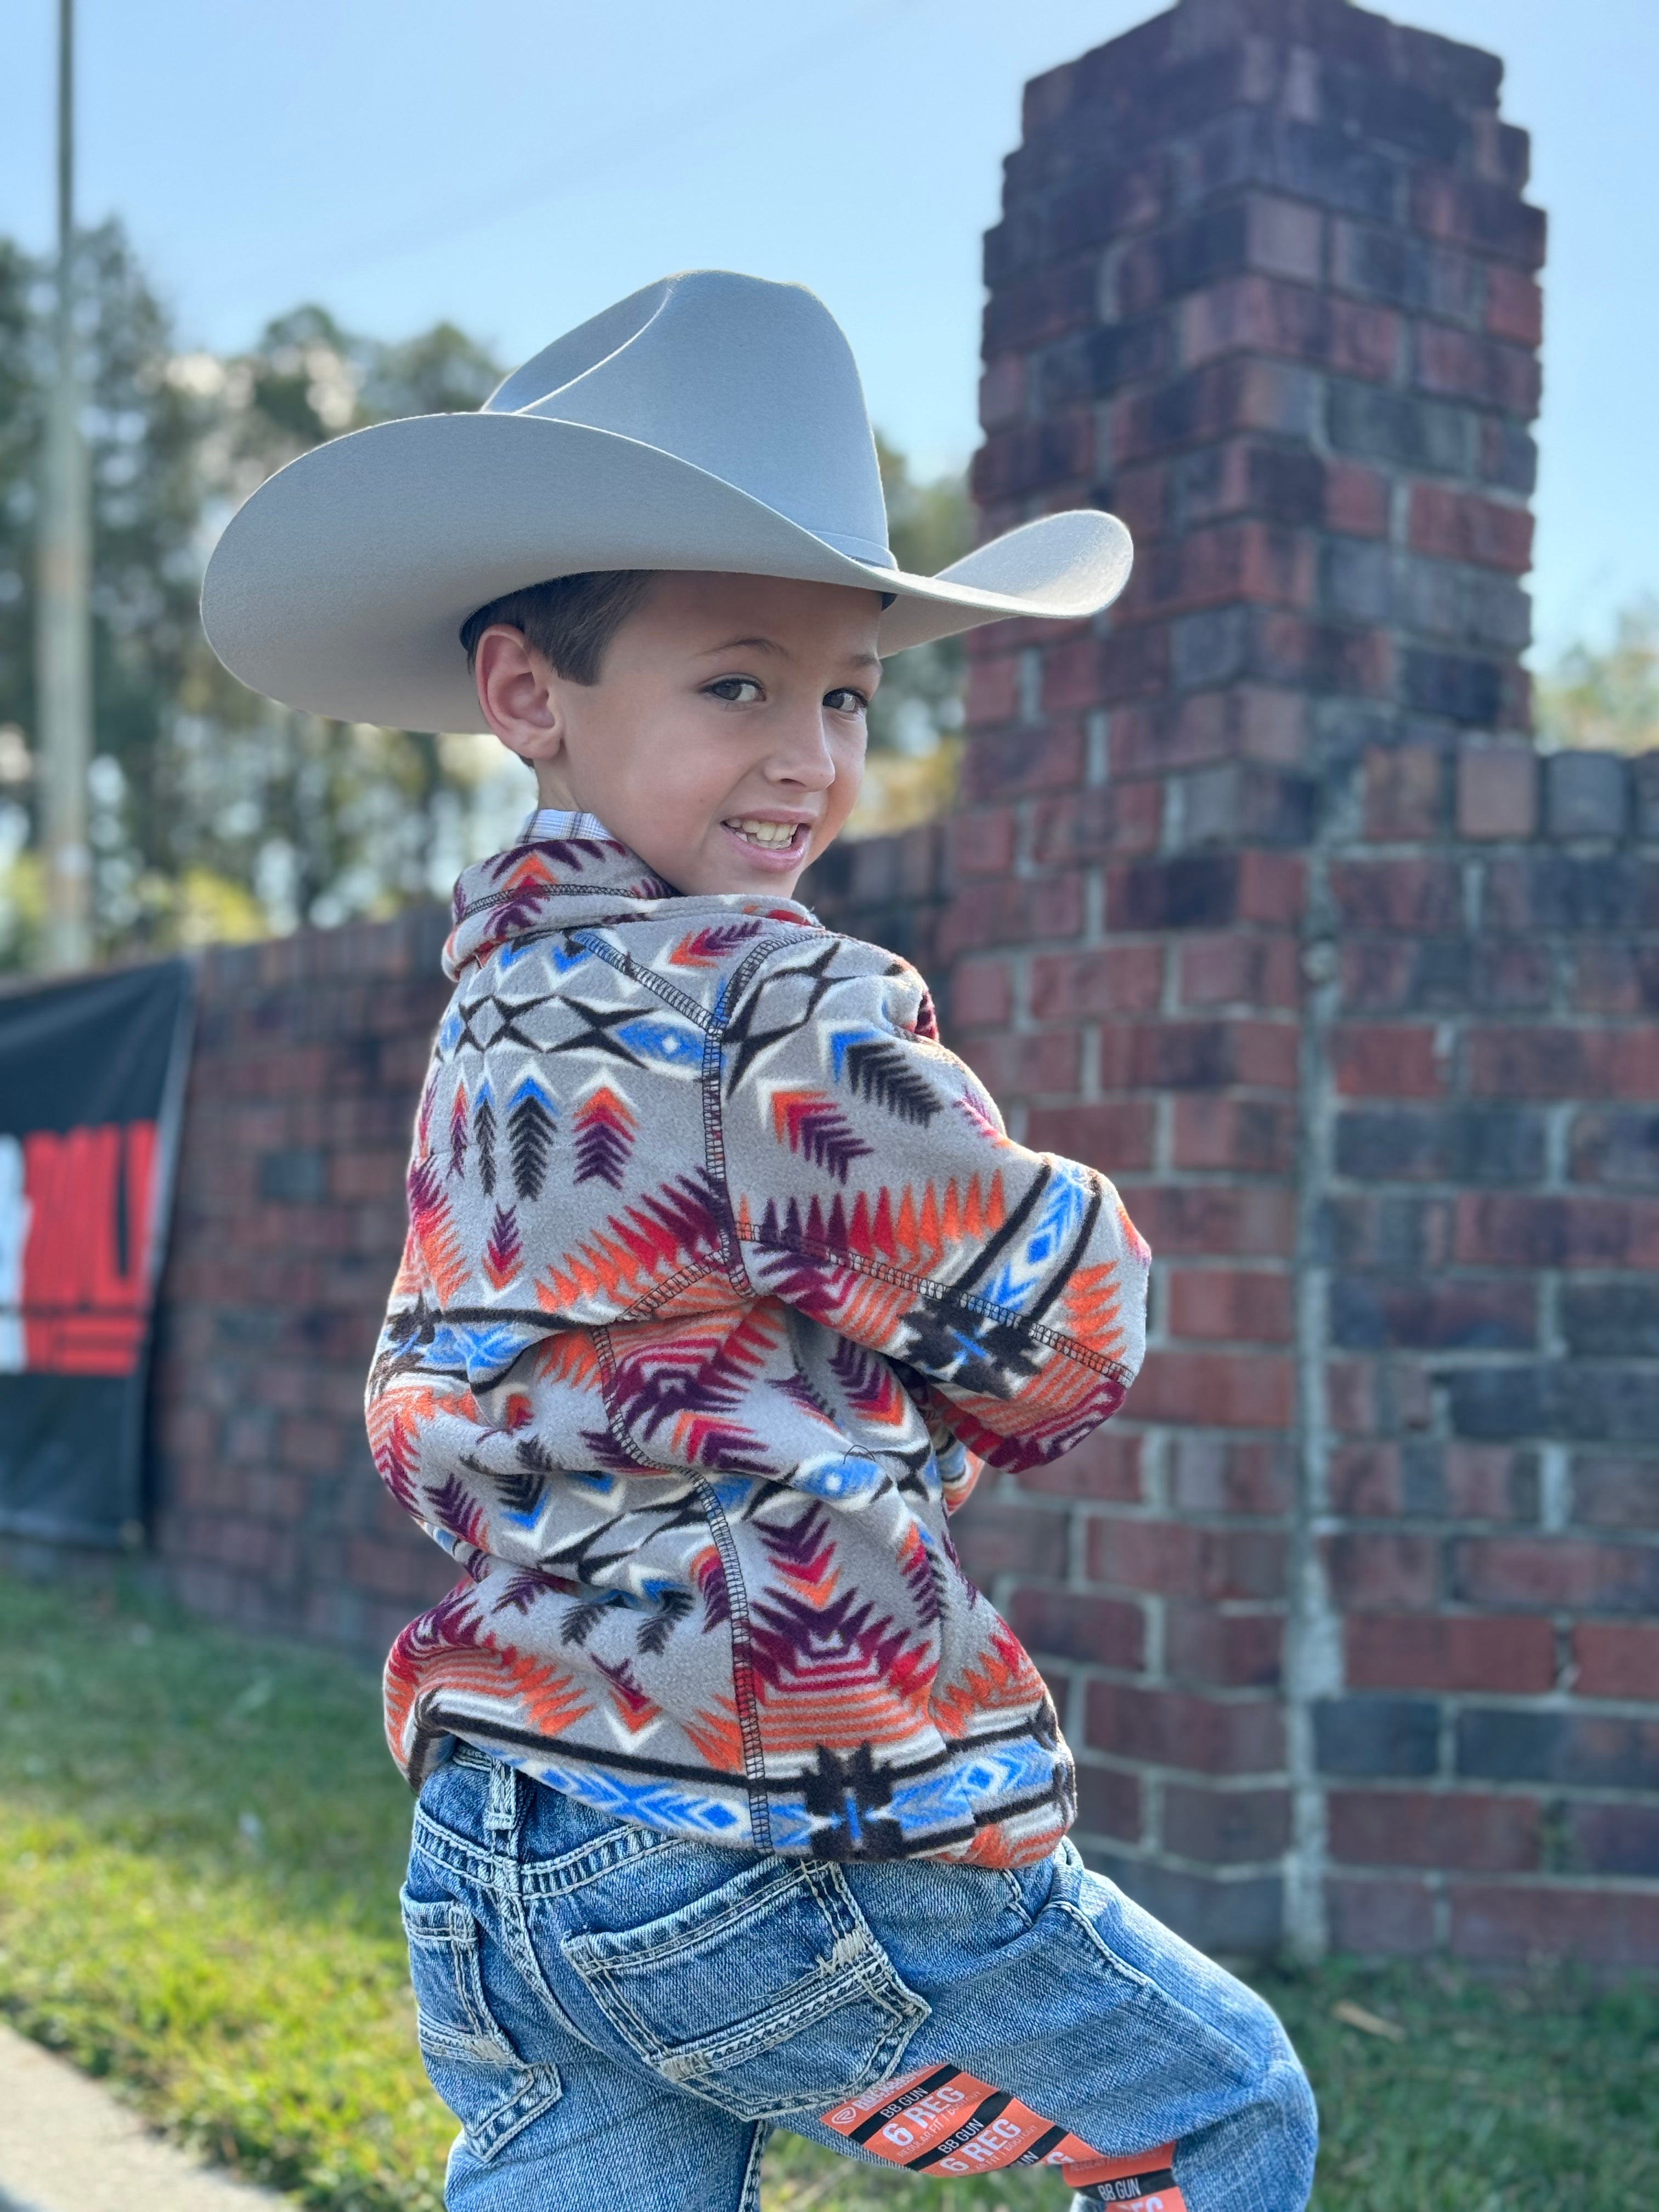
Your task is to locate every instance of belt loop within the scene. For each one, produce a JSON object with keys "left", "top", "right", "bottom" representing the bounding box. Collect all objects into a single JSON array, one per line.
[{"left": 484, "top": 1753, "right": 521, "bottom": 1841}]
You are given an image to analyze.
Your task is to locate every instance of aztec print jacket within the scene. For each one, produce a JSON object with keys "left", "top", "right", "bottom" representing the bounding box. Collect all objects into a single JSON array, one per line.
[{"left": 370, "top": 809, "right": 1149, "bottom": 1867}]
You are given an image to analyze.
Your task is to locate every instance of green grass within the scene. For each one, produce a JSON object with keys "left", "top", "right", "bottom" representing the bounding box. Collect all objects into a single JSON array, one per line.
[{"left": 0, "top": 1570, "right": 1655, "bottom": 2211}]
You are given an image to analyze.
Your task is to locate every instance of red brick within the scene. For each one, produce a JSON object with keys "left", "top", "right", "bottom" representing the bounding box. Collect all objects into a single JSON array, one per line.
[
  {"left": 1572, "top": 1622, "right": 1659, "bottom": 1698},
  {"left": 1029, "top": 947, "right": 1164, "bottom": 1019},
  {"left": 1328, "top": 1877, "right": 1435, "bottom": 1955},
  {"left": 1452, "top": 1538, "right": 1659, "bottom": 1613},
  {"left": 1179, "top": 273, "right": 1397, "bottom": 381},
  {"left": 1408, "top": 483, "right": 1532, "bottom": 573},
  {"left": 1176, "top": 933, "right": 1300, "bottom": 1011},
  {"left": 1331, "top": 1025, "right": 1446, "bottom": 1098},
  {"left": 1127, "top": 1350, "right": 1294, "bottom": 1429},
  {"left": 1414, "top": 323, "right": 1540, "bottom": 414},
  {"left": 1444, "top": 1445, "right": 1532, "bottom": 1521},
  {"left": 1126, "top": 520, "right": 1317, "bottom": 619},
  {"left": 959, "top": 1027, "right": 1082, "bottom": 1100},
  {"left": 1124, "top": 1182, "right": 1296, "bottom": 1257},
  {"left": 1167, "top": 1267, "right": 1295, "bottom": 1345},
  {"left": 964, "top": 651, "right": 1020, "bottom": 730},
  {"left": 1171, "top": 1098, "right": 1296, "bottom": 1175},
  {"left": 1026, "top": 1102, "right": 1158, "bottom": 1174},
  {"left": 1163, "top": 1784, "right": 1291, "bottom": 1864},
  {"left": 1451, "top": 1887, "right": 1659, "bottom": 1968},
  {"left": 1573, "top": 1458, "right": 1659, "bottom": 1531},
  {"left": 952, "top": 1502, "right": 1068, "bottom": 1582},
  {"left": 952, "top": 955, "right": 1015, "bottom": 1029},
  {"left": 1485, "top": 265, "right": 1543, "bottom": 346},
  {"left": 1331, "top": 1789, "right": 1539, "bottom": 1872},
  {"left": 1411, "top": 171, "right": 1547, "bottom": 268},
  {"left": 1361, "top": 747, "right": 1443, "bottom": 840},
  {"left": 1030, "top": 783, "right": 1163, "bottom": 864},
  {"left": 947, "top": 806, "right": 1020, "bottom": 879},
  {"left": 1331, "top": 857, "right": 1462, "bottom": 934},
  {"left": 983, "top": 257, "right": 1099, "bottom": 349},
  {"left": 1570, "top": 1803, "right": 1659, "bottom": 1877},
  {"left": 1165, "top": 1604, "right": 1283, "bottom": 1689},
  {"left": 1328, "top": 1444, "right": 1403, "bottom": 1516},
  {"left": 1466, "top": 1028, "right": 1659, "bottom": 1104},
  {"left": 1239, "top": 851, "right": 1306, "bottom": 925},
  {"left": 1325, "top": 1533, "right": 1440, "bottom": 1611},
  {"left": 1346, "top": 1612, "right": 1555, "bottom": 1694},
  {"left": 1008, "top": 1586, "right": 1144, "bottom": 1670},
  {"left": 979, "top": 352, "right": 1027, "bottom": 428},
  {"left": 1074, "top": 1764, "right": 1144, "bottom": 1842},
  {"left": 1453, "top": 1193, "right": 1659, "bottom": 1268},
  {"left": 1089, "top": 1518, "right": 1285, "bottom": 1601},
  {"left": 936, "top": 870, "right": 1085, "bottom": 959},
  {"left": 1169, "top": 1436, "right": 1294, "bottom": 1516},
  {"left": 1022, "top": 1427, "right": 1143, "bottom": 1503},
  {"left": 1111, "top": 686, "right": 1306, "bottom": 774},
  {"left": 1324, "top": 459, "right": 1390, "bottom": 536},
  {"left": 1098, "top": 1017, "right": 1299, "bottom": 1093},
  {"left": 1327, "top": 1360, "right": 1377, "bottom": 1437},
  {"left": 959, "top": 721, "right": 1086, "bottom": 803},
  {"left": 1085, "top": 1681, "right": 1284, "bottom": 1773}
]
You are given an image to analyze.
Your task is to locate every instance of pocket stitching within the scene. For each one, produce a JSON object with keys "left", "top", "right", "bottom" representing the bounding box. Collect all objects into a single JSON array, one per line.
[
  {"left": 402, "top": 1890, "right": 564, "bottom": 2160},
  {"left": 559, "top": 1861, "right": 929, "bottom": 2120}
]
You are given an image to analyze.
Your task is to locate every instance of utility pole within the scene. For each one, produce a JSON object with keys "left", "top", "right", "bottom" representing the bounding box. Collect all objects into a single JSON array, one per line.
[{"left": 37, "top": 0, "right": 93, "bottom": 973}]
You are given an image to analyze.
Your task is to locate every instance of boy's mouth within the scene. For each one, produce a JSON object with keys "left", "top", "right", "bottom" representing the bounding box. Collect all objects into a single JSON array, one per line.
[{"left": 723, "top": 816, "right": 809, "bottom": 857}]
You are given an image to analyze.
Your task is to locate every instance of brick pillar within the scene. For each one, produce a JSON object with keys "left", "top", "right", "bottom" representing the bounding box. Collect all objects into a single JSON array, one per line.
[{"left": 945, "top": 0, "right": 1558, "bottom": 1955}]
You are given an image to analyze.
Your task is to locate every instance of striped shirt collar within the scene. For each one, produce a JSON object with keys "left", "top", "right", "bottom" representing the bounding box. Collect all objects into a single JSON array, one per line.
[{"left": 519, "top": 806, "right": 616, "bottom": 844}]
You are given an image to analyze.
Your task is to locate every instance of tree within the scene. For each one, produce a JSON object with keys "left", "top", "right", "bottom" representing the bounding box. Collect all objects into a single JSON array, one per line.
[
  {"left": 0, "top": 225, "right": 516, "bottom": 966},
  {"left": 1534, "top": 598, "right": 1659, "bottom": 755}
]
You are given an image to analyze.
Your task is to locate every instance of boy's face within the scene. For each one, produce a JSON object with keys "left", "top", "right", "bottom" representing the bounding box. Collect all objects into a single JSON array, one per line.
[{"left": 474, "top": 571, "right": 882, "bottom": 897}]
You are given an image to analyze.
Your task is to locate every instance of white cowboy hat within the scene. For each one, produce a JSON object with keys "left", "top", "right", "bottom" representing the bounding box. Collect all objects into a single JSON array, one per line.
[{"left": 201, "top": 269, "right": 1133, "bottom": 734}]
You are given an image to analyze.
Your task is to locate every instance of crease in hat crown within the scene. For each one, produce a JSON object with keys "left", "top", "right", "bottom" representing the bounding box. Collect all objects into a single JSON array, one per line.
[
  {"left": 482, "top": 273, "right": 896, "bottom": 569},
  {"left": 200, "top": 264, "right": 1133, "bottom": 735}
]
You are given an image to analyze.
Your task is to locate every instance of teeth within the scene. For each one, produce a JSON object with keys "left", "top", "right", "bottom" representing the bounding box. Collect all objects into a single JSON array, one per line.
[{"left": 726, "top": 817, "right": 800, "bottom": 848}]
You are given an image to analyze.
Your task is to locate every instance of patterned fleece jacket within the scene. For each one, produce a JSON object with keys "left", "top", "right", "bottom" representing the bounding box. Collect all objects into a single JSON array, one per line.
[{"left": 369, "top": 812, "right": 1150, "bottom": 1867}]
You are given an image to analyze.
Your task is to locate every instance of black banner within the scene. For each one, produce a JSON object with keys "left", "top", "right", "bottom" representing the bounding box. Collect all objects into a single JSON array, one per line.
[{"left": 0, "top": 960, "right": 194, "bottom": 1545}]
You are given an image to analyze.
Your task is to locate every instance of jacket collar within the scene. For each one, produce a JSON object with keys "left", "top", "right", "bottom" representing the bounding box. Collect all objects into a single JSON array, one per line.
[{"left": 443, "top": 815, "right": 817, "bottom": 978}]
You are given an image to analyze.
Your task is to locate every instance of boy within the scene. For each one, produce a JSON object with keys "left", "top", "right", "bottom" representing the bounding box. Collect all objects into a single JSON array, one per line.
[{"left": 204, "top": 272, "right": 1314, "bottom": 2212}]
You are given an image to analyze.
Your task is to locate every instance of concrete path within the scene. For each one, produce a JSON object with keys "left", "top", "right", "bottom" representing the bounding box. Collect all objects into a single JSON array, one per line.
[{"left": 0, "top": 2024, "right": 287, "bottom": 2212}]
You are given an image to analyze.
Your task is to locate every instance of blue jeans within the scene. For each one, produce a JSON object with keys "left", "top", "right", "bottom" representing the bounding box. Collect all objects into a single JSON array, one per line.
[{"left": 403, "top": 1747, "right": 1316, "bottom": 2212}]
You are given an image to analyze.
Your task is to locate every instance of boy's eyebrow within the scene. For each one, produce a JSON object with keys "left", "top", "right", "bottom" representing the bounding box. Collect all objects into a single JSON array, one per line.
[{"left": 701, "top": 633, "right": 882, "bottom": 672}]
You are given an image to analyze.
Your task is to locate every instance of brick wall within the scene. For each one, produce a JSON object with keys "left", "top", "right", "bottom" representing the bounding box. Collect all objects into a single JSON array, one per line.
[
  {"left": 817, "top": 0, "right": 1655, "bottom": 1966},
  {"left": 145, "top": 908, "right": 455, "bottom": 1658},
  {"left": 10, "top": 0, "right": 1651, "bottom": 1969}
]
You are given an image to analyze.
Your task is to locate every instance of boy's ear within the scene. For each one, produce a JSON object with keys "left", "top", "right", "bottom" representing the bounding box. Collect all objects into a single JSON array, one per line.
[{"left": 474, "top": 625, "right": 567, "bottom": 763}]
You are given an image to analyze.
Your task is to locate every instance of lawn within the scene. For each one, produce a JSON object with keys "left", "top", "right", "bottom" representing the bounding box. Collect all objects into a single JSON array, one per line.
[{"left": 0, "top": 1571, "right": 1654, "bottom": 2211}]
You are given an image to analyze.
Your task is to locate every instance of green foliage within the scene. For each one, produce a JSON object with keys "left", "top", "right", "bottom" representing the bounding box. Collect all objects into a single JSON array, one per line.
[
  {"left": 870, "top": 436, "right": 972, "bottom": 760},
  {"left": 0, "top": 225, "right": 522, "bottom": 966},
  {"left": 2, "top": 1572, "right": 1655, "bottom": 2212},
  {"left": 1535, "top": 596, "right": 1659, "bottom": 754}
]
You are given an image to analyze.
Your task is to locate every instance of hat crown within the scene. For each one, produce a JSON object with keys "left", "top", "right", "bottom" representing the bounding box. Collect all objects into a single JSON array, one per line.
[{"left": 481, "top": 271, "right": 894, "bottom": 569}]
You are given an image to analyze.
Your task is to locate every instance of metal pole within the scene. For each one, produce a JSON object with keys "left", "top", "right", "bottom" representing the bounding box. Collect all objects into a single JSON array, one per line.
[{"left": 37, "top": 0, "right": 93, "bottom": 972}]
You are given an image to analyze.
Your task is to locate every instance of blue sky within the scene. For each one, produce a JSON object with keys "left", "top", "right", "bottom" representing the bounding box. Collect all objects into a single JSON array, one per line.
[{"left": 3, "top": 0, "right": 1655, "bottom": 663}]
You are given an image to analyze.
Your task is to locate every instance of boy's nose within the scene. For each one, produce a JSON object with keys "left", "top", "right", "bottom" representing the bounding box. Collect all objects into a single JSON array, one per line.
[{"left": 767, "top": 709, "right": 838, "bottom": 789}]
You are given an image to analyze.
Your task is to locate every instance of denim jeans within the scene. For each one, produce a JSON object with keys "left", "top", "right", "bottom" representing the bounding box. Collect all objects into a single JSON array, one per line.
[{"left": 403, "top": 1746, "right": 1316, "bottom": 2212}]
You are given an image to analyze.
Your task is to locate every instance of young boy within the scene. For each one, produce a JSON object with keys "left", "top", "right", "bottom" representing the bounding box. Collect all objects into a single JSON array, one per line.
[{"left": 204, "top": 272, "right": 1314, "bottom": 2212}]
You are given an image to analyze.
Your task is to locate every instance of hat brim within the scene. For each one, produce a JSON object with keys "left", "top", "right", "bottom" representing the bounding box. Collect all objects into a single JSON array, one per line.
[{"left": 201, "top": 411, "right": 1132, "bottom": 733}]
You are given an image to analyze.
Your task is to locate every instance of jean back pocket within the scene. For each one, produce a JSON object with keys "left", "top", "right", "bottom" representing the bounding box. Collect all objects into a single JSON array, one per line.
[
  {"left": 561, "top": 1857, "right": 928, "bottom": 2121},
  {"left": 402, "top": 1889, "right": 562, "bottom": 2161}
]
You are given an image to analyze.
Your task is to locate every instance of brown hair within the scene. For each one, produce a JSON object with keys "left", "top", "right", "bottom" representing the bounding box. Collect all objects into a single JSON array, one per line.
[{"left": 459, "top": 570, "right": 656, "bottom": 685}]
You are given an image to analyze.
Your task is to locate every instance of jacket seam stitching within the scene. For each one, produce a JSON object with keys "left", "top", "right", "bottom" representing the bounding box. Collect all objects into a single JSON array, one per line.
[{"left": 735, "top": 1226, "right": 1135, "bottom": 1386}]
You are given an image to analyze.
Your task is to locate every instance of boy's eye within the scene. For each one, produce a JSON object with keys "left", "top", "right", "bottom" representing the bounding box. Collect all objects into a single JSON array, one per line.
[
  {"left": 824, "top": 688, "right": 868, "bottom": 716},
  {"left": 706, "top": 676, "right": 763, "bottom": 704}
]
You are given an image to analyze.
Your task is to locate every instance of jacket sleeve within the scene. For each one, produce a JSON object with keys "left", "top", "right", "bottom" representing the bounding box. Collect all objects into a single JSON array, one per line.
[{"left": 720, "top": 936, "right": 1150, "bottom": 1473}]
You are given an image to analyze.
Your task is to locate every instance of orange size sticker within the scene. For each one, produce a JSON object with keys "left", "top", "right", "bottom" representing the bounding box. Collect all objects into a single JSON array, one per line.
[{"left": 820, "top": 2065, "right": 1186, "bottom": 2204}]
